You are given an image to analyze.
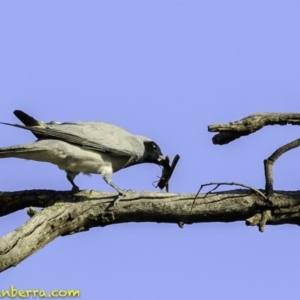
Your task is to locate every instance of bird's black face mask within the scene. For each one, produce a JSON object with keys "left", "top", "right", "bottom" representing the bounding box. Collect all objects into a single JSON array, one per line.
[{"left": 143, "top": 141, "right": 165, "bottom": 166}]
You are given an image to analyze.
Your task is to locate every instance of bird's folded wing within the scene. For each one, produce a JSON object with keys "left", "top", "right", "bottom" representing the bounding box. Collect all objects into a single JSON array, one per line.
[{"left": 0, "top": 122, "right": 141, "bottom": 157}]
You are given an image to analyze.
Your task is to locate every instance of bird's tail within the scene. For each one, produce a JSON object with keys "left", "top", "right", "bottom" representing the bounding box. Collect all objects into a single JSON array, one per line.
[
  {"left": 0, "top": 110, "right": 47, "bottom": 139},
  {"left": 13, "top": 110, "right": 45, "bottom": 127},
  {"left": 12, "top": 110, "right": 46, "bottom": 139}
]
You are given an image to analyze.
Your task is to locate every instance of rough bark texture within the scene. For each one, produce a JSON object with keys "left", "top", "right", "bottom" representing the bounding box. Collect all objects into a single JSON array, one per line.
[
  {"left": 1, "top": 188, "right": 300, "bottom": 273},
  {"left": 208, "top": 112, "right": 300, "bottom": 144}
]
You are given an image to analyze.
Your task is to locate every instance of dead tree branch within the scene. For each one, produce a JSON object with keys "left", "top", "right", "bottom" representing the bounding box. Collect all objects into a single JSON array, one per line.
[
  {"left": 208, "top": 112, "right": 300, "bottom": 145},
  {"left": 264, "top": 138, "right": 300, "bottom": 195},
  {"left": 1, "top": 189, "right": 300, "bottom": 273},
  {"left": 209, "top": 112, "right": 300, "bottom": 202}
]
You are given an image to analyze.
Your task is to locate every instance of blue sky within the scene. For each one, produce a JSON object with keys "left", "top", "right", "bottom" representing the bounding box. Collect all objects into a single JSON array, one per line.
[{"left": 1, "top": 1, "right": 300, "bottom": 299}]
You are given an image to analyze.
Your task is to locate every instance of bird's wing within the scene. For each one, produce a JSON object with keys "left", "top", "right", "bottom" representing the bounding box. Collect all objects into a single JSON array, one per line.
[{"left": 0, "top": 121, "right": 144, "bottom": 157}]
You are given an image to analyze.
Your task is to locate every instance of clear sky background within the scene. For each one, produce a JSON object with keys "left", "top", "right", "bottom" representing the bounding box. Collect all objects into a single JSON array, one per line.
[{"left": 1, "top": 1, "right": 300, "bottom": 299}]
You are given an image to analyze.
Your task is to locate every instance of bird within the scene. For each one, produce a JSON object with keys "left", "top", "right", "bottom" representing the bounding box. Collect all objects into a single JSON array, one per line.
[{"left": 0, "top": 110, "right": 166, "bottom": 196}]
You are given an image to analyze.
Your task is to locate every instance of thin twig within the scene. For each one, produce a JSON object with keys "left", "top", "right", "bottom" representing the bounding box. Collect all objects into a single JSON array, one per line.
[{"left": 190, "top": 181, "right": 267, "bottom": 214}]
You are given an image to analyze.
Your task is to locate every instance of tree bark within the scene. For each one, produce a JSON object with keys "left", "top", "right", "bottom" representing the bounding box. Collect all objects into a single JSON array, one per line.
[
  {"left": 208, "top": 112, "right": 300, "bottom": 144},
  {"left": 1, "top": 188, "right": 300, "bottom": 273}
]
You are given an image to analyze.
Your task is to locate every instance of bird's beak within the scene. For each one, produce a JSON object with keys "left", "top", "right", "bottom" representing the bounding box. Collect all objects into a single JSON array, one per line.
[{"left": 158, "top": 155, "right": 166, "bottom": 165}]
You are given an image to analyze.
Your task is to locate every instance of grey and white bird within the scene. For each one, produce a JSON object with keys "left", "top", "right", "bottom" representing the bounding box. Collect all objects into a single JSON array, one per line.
[{"left": 0, "top": 110, "right": 166, "bottom": 195}]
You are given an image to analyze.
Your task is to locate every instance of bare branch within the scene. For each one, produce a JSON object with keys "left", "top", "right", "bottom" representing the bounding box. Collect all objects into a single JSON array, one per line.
[
  {"left": 264, "top": 138, "right": 300, "bottom": 195},
  {"left": 190, "top": 181, "right": 267, "bottom": 214},
  {"left": 0, "top": 190, "right": 74, "bottom": 217},
  {"left": 208, "top": 113, "right": 300, "bottom": 145},
  {"left": 1, "top": 189, "right": 300, "bottom": 273},
  {"left": 207, "top": 112, "right": 300, "bottom": 200}
]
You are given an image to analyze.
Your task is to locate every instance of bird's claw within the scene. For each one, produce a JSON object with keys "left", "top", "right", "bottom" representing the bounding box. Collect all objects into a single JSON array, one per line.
[
  {"left": 124, "top": 189, "right": 135, "bottom": 194},
  {"left": 112, "top": 189, "right": 135, "bottom": 206},
  {"left": 117, "top": 188, "right": 135, "bottom": 196},
  {"left": 71, "top": 186, "right": 80, "bottom": 193}
]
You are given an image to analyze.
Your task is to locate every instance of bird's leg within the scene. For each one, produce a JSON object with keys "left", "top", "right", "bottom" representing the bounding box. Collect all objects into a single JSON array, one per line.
[
  {"left": 103, "top": 176, "right": 135, "bottom": 206},
  {"left": 66, "top": 172, "right": 80, "bottom": 192},
  {"left": 103, "top": 176, "right": 126, "bottom": 195}
]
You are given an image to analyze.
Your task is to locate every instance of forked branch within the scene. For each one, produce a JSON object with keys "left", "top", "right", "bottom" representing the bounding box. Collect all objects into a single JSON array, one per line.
[{"left": 209, "top": 112, "right": 300, "bottom": 199}]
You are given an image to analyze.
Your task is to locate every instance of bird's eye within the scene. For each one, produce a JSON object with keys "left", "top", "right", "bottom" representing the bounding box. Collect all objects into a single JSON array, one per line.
[{"left": 153, "top": 144, "right": 157, "bottom": 150}]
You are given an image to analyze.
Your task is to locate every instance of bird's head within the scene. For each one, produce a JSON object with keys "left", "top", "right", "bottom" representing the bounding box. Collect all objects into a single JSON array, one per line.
[{"left": 138, "top": 137, "right": 166, "bottom": 166}]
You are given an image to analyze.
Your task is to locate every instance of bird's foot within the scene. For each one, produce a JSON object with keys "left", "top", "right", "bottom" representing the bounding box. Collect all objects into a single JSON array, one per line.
[
  {"left": 123, "top": 189, "right": 135, "bottom": 194},
  {"left": 112, "top": 189, "right": 135, "bottom": 206},
  {"left": 71, "top": 186, "right": 80, "bottom": 193}
]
